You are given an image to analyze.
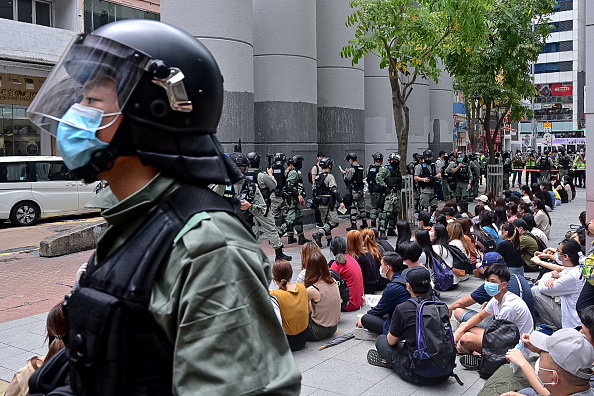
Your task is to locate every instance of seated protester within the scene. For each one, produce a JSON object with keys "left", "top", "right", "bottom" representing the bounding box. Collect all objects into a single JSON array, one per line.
[
  {"left": 356, "top": 252, "right": 410, "bottom": 336},
  {"left": 496, "top": 222, "right": 525, "bottom": 277},
  {"left": 433, "top": 213, "right": 448, "bottom": 227},
  {"left": 395, "top": 220, "right": 412, "bottom": 251},
  {"left": 521, "top": 213, "right": 549, "bottom": 248},
  {"left": 533, "top": 183, "right": 552, "bottom": 211},
  {"left": 432, "top": 223, "right": 460, "bottom": 286},
  {"left": 517, "top": 201, "right": 531, "bottom": 220},
  {"left": 414, "top": 228, "right": 437, "bottom": 282},
  {"left": 473, "top": 204, "right": 484, "bottom": 225},
  {"left": 450, "top": 252, "right": 535, "bottom": 328},
  {"left": 577, "top": 219, "right": 594, "bottom": 316},
  {"left": 477, "top": 195, "right": 492, "bottom": 211},
  {"left": 296, "top": 241, "right": 321, "bottom": 284},
  {"left": 551, "top": 181, "right": 562, "bottom": 206},
  {"left": 347, "top": 230, "right": 379, "bottom": 294},
  {"left": 362, "top": 228, "right": 387, "bottom": 290},
  {"left": 513, "top": 218, "right": 539, "bottom": 272},
  {"left": 415, "top": 210, "right": 433, "bottom": 231},
  {"left": 371, "top": 227, "right": 395, "bottom": 253},
  {"left": 520, "top": 185, "right": 534, "bottom": 205},
  {"left": 457, "top": 200, "right": 473, "bottom": 219},
  {"left": 270, "top": 259, "right": 310, "bottom": 351},
  {"left": 399, "top": 240, "right": 424, "bottom": 270},
  {"left": 505, "top": 328, "right": 594, "bottom": 396},
  {"left": 563, "top": 176, "right": 574, "bottom": 201},
  {"left": 532, "top": 199, "right": 551, "bottom": 240},
  {"left": 367, "top": 266, "right": 453, "bottom": 384},
  {"left": 441, "top": 206, "right": 455, "bottom": 223},
  {"left": 532, "top": 238, "right": 583, "bottom": 331},
  {"left": 456, "top": 218, "right": 478, "bottom": 266},
  {"left": 329, "top": 237, "right": 364, "bottom": 312},
  {"left": 454, "top": 263, "right": 533, "bottom": 360},
  {"left": 480, "top": 210, "right": 503, "bottom": 244},
  {"left": 540, "top": 182, "right": 556, "bottom": 210},
  {"left": 304, "top": 252, "right": 341, "bottom": 341},
  {"left": 494, "top": 206, "right": 508, "bottom": 230},
  {"left": 448, "top": 221, "right": 472, "bottom": 259},
  {"left": 507, "top": 203, "right": 519, "bottom": 223}
]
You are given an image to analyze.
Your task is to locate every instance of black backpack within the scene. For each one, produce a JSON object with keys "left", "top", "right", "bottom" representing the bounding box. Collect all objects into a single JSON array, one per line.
[
  {"left": 448, "top": 245, "right": 473, "bottom": 275},
  {"left": 526, "top": 232, "right": 547, "bottom": 252},
  {"left": 407, "top": 297, "right": 460, "bottom": 383},
  {"left": 478, "top": 319, "right": 520, "bottom": 379},
  {"left": 475, "top": 227, "right": 498, "bottom": 254},
  {"left": 330, "top": 269, "right": 350, "bottom": 310}
]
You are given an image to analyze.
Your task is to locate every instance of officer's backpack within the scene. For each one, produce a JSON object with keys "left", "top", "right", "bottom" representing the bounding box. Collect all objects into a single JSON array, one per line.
[
  {"left": 330, "top": 269, "right": 350, "bottom": 310},
  {"left": 407, "top": 297, "right": 461, "bottom": 383},
  {"left": 478, "top": 319, "right": 520, "bottom": 379}
]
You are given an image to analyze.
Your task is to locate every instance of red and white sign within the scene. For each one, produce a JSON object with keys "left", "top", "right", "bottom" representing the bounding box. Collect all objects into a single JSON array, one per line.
[{"left": 552, "top": 83, "right": 573, "bottom": 96}]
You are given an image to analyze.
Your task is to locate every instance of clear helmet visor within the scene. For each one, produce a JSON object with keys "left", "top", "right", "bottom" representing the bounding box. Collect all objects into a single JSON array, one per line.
[{"left": 26, "top": 34, "right": 152, "bottom": 136}]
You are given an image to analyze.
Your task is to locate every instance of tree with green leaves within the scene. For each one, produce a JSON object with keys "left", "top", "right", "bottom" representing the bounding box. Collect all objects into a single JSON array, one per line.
[
  {"left": 446, "top": 0, "right": 555, "bottom": 163},
  {"left": 340, "top": 0, "right": 488, "bottom": 171}
]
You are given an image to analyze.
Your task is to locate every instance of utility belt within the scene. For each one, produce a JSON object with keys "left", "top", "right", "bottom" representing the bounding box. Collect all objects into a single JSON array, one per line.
[{"left": 314, "top": 195, "right": 332, "bottom": 206}]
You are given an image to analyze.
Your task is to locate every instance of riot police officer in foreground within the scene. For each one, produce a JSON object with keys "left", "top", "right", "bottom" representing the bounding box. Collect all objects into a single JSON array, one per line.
[
  {"left": 447, "top": 153, "right": 472, "bottom": 201},
  {"left": 279, "top": 155, "right": 310, "bottom": 245},
  {"left": 26, "top": 20, "right": 300, "bottom": 395},
  {"left": 342, "top": 152, "right": 367, "bottom": 230},
  {"left": 245, "top": 151, "right": 292, "bottom": 261},
  {"left": 376, "top": 152, "right": 403, "bottom": 238},
  {"left": 367, "top": 152, "right": 384, "bottom": 228},
  {"left": 312, "top": 157, "right": 345, "bottom": 247},
  {"left": 270, "top": 152, "right": 288, "bottom": 226},
  {"left": 414, "top": 149, "right": 440, "bottom": 214}
]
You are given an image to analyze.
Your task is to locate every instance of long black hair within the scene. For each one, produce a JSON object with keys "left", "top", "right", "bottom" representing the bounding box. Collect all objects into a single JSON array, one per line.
[
  {"left": 414, "top": 228, "right": 436, "bottom": 269},
  {"left": 533, "top": 199, "right": 551, "bottom": 226},
  {"left": 396, "top": 220, "right": 412, "bottom": 246}
]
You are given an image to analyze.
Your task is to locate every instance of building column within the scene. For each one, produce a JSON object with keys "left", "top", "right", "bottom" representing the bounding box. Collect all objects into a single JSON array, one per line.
[{"left": 585, "top": 0, "right": 593, "bottom": 227}]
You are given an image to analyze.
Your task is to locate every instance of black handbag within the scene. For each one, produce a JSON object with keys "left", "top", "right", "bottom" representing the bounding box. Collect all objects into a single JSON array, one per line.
[
  {"left": 29, "top": 348, "right": 70, "bottom": 395},
  {"left": 447, "top": 245, "right": 473, "bottom": 274},
  {"left": 478, "top": 319, "right": 520, "bottom": 379}
]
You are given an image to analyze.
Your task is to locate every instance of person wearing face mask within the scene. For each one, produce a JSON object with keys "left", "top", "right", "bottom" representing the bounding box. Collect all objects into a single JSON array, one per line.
[
  {"left": 354, "top": 252, "right": 410, "bottom": 339},
  {"left": 531, "top": 238, "right": 584, "bottom": 330},
  {"left": 495, "top": 222, "right": 525, "bottom": 276},
  {"left": 329, "top": 237, "right": 364, "bottom": 312},
  {"left": 454, "top": 263, "right": 533, "bottom": 360},
  {"left": 574, "top": 150, "right": 586, "bottom": 188},
  {"left": 576, "top": 220, "right": 594, "bottom": 316}
]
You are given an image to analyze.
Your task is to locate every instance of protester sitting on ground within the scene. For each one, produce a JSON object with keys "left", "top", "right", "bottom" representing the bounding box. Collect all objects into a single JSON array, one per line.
[
  {"left": 450, "top": 252, "right": 535, "bottom": 328},
  {"left": 457, "top": 200, "right": 472, "bottom": 219},
  {"left": 395, "top": 220, "right": 412, "bottom": 251},
  {"left": 517, "top": 202, "right": 531, "bottom": 219},
  {"left": 363, "top": 228, "right": 387, "bottom": 290},
  {"left": 371, "top": 227, "right": 394, "bottom": 253},
  {"left": 494, "top": 206, "right": 508, "bottom": 229},
  {"left": 399, "top": 241, "right": 425, "bottom": 271},
  {"left": 434, "top": 213, "right": 448, "bottom": 227},
  {"left": 496, "top": 197, "right": 507, "bottom": 209},
  {"left": 454, "top": 263, "right": 533, "bottom": 366},
  {"left": 414, "top": 228, "right": 437, "bottom": 282},
  {"left": 447, "top": 221, "right": 472, "bottom": 260},
  {"left": 503, "top": 328, "right": 594, "bottom": 396},
  {"left": 549, "top": 181, "right": 562, "bottom": 207},
  {"left": 456, "top": 218, "right": 477, "bottom": 266},
  {"left": 270, "top": 259, "right": 310, "bottom": 351},
  {"left": 441, "top": 206, "right": 455, "bottom": 223},
  {"left": 531, "top": 238, "right": 583, "bottom": 330},
  {"left": 496, "top": 222, "right": 525, "bottom": 277},
  {"left": 473, "top": 204, "right": 484, "bottom": 224},
  {"left": 507, "top": 203, "right": 519, "bottom": 223},
  {"left": 415, "top": 210, "right": 433, "bottom": 231},
  {"left": 296, "top": 241, "right": 322, "bottom": 284},
  {"left": 432, "top": 223, "right": 460, "bottom": 286},
  {"left": 304, "top": 252, "right": 341, "bottom": 341},
  {"left": 486, "top": 191, "right": 497, "bottom": 208},
  {"left": 4, "top": 301, "right": 66, "bottom": 396},
  {"left": 355, "top": 252, "right": 410, "bottom": 337},
  {"left": 521, "top": 213, "right": 549, "bottom": 248},
  {"left": 538, "top": 182, "right": 555, "bottom": 210},
  {"left": 520, "top": 185, "right": 534, "bottom": 204},
  {"left": 347, "top": 230, "right": 379, "bottom": 294},
  {"left": 367, "top": 266, "right": 453, "bottom": 385},
  {"left": 478, "top": 195, "right": 492, "bottom": 211},
  {"left": 480, "top": 210, "right": 503, "bottom": 244},
  {"left": 512, "top": 218, "right": 540, "bottom": 273},
  {"left": 329, "top": 237, "right": 364, "bottom": 312},
  {"left": 532, "top": 199, "right": 551, "bottom": 239},
  {"left": 563, "top": 176, "right": 574, "bottom": 201}
]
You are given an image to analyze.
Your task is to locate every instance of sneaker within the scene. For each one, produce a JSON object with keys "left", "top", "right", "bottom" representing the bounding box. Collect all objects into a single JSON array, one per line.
[
  {"left": 367, "top": 349, "right": 390, "bottom": 368},
  {"left": 459, "top": 354, "right": 482, "bottom": 370},
  {"left": 353, "top": 328, "right": 379, "bottom": 341},
  {"left": 458, "top": 274, "right": 470, "bottom": 282}
]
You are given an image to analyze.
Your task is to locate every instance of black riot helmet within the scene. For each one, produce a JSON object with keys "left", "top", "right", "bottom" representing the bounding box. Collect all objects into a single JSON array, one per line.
[
  {"left": 230, "top": 152, "right": 249, "bottom": 169},
  {"left": 319, "top": 157, "right": 333, "bottom": 170},
  {"left": 423, "top": 149, "right": 433, "bottom": 164},
  {"left": 502, "top": 151, "right": 510, "bottom": 159},
  {"left": 457, "top": 152, "right": 465, "bottom": 162},
  {"left": 274, "top": 152, "right": 286, "bottom": 164},
  {"left": 246, "top": 152, "right": 260, "bottom": 168},
  {"left": 345, "top": 152, "right": 357, "bottom": 162},
  {"left": 288, "top": 155, "right": 304, "bottom": 170},
  {"left": 468, "top": 152, "right": 476, "bottom": 161},
  {"left": 388, "top": 152, "right": 401, "bottom": 164},
  {"left": 372, "top": 152, "right": 383, "bottom": 162},
  {"left": 412, "top": 153, "right": 419, "bottom": 162},
  {"left": 26, "top": 20, "right": 242, "bottom": 185}
]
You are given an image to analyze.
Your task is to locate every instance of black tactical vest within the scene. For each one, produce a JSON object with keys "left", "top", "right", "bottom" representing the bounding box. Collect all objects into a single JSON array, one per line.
[
  {"left": 271, "top": 166, "right": 286, "bottom": 195},
  {"left": 457, "top": 163, "right": 470, "bottom": 182},
  {"left": 417, "top": 163, "right": 434, "bottom": 188},
  {"left": 385, "top": 165, "right": 402, "bottom": 190},
  {"left": 246, "top": 169, "right": 271, "bottom": 201},
  {"left": 539, "top": 157, "right": 550, "bottom": 170},
  {"left": 349, "top": 165, "right": 364, "bottom": 191},
  {"left": 559, "top": 155, "right": 570, "bottom": 168},
  {"left": 367, "top": 165, "right": 381, "bottom": 193},
  {"left": 64, "top": 184, "right": 249, "bottom": 396},
  {"left": 314, "top": 172, "right": 331, "bottom": 196}
]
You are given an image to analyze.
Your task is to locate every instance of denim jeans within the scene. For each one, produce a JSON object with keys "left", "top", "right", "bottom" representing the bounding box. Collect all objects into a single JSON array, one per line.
[{"left": 512, "top": 170, "right": 522, "bottom": 187}]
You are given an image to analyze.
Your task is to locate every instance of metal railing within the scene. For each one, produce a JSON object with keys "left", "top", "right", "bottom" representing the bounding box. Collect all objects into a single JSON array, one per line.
[
  {"left": 402, "top": 175, "right": 415, "bottom": 228},
  {"left": 486, "top": 164, "right": 504, "bottom": 198}
]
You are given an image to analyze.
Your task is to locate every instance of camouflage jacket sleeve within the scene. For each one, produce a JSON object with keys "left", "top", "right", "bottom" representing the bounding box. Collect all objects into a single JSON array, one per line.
[{"left": 375, "top": 166, "right": 389, "bottom": 188}]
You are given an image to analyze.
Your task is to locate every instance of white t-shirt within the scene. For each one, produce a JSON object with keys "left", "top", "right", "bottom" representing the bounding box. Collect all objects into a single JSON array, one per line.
[
  {"left": 537, "top": 265, "right": 583, "bottom": 329},
  {"left": 485, "top": 291, "right": 534, "bottom": 336}
]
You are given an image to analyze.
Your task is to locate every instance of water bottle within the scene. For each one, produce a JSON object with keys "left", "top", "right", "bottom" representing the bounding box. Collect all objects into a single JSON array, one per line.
[{"left": 509, "top": 340, "right": 524, "bottom": 373}]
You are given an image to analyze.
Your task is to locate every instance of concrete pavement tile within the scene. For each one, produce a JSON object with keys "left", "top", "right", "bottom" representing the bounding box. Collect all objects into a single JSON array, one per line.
[
  {"left": 462, "top": 387, "right": 481, "bottom": 396},
  {"left": 410, "top": 379, "right": 469, "bottom": 396},
  {"left": 0, "top": 366, "right": 15, "bottom": 384},
  {"left": 0, "top": 329, "right": 45, "bottom": 353},
  {"left": 332, "top": 338, "right": 377, "bottom": 364},
  {"left": 301, "top": 359, "right": 391, "bottom": 396},
  {"left": 453, "top": 366, "right": 483, "bottom": 390},
  {"left": 359, "top": 372, "right": 419, "bottom": 396},
  {"left": 308, "top": 389, "right": 344, "bottom": 396},
  {"left": 0, "top": 315, "right": 39, "bottom": 331},
  {"left": 292, "top": 348, "right": 331, "bottom": 372},
  {"left": 0, "top": 347, "right": 35, "bottom": 373},
  {"left": 300, "top": 385, "right": 318, "bottom": 396},
  {"left": 470, "top": 377, "right": 487, "bottom": 390}
]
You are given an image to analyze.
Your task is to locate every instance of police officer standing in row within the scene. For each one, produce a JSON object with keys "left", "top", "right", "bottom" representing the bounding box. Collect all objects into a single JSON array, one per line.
[
  {"left": 269, "top": 152, "right": 287, "bottom": 226},
  {"left": 312, "top": 158, "right": 345, "bottom": 247},
  {"left": 414, "top": 149, "right": 440, "bottom": 214},
  {"left": 376, "top": 153, "right": 402, "bottom": 238},
  {"left": 501, "top": 151, "right": 512, "bottom": 190},
  {"left": 25, "top": 20, "right": 301, "bottom": 395},
  {"left": 557, "top": 148, "right": 571, "bottom": 180},
  {"left": 441, "top": 152, "right": 456, "bottom": 201},
  {"left": 539, "top": 151, "right": 555, "bottom": 184},
  {"left": 342, "top": 152, "right": 367, "bottom": 231},
  {"left": 468, "top": 152, "right": 481, "bottom": 200},
  {"left": 447, "top": 153, "right": 473, "bottom": 201},
  {"left": 525, "top": 149, "right": 538, "bottom": 185},
  {"left": 279, "top": 155, "right": 310, "bottom": 245},
  {"left": 367, "top": 152, "right": 384, "bottom": 228},
  {"left": 245, "top": 152, "right": 292, "bottom": 261}
]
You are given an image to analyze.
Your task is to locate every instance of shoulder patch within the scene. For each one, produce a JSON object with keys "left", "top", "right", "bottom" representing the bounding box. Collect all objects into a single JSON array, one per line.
[{"left": 174, "top": 212, "right": 211, "bottom": 244}]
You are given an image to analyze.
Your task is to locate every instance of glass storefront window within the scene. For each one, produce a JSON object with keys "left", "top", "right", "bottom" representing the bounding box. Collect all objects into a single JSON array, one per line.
[
  {"left": 0, "top": 0, "right": 51, "bottom": 26},
  {"left": 84, "top": 0, "right": 160, "bottom": 33},
  {"left": 0, "top": 105, "right": 42, "bottom": 156},
  {"left": 17, "top": 0, "right": 32, "bottom": 23},
  {"left": 0, "top": 0, "right": 13, "bottom": 20},
  {"left": 35, "top": 1, "right": 50, "bottom": 26}
]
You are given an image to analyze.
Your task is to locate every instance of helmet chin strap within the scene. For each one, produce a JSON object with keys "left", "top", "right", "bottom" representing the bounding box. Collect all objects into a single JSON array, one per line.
[{"left": 70, "top": 119, "right": 136, "bottom": 184}]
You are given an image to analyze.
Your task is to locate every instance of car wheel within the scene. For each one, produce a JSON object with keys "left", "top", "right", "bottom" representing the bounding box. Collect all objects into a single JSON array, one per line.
[{"left": 10, "top": 201, "right": 40, "bottom": 226}]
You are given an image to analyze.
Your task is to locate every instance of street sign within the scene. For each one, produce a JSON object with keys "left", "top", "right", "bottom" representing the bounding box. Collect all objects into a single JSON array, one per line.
[
  {"left": 524, "top": 138, "right": 531, "bottom": 146},
  {"left": 543, "top": 133, "right": 553, "bottom": 144},
  {"left": 543, "top": 122, "right": 552, "bottom": 133}
]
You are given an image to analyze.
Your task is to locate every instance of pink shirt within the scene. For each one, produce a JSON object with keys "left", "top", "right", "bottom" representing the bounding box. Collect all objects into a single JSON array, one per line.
[{"left": 331, "top": 254, "right": 364, "bottom": 311}]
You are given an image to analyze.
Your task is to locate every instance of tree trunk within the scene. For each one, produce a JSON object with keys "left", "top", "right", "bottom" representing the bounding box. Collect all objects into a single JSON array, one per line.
[
  {"left": 389, "top": 66, "right": 410, "bottom": 174},
  {"left": 467, "top": 100, "right": 481, "bottom": 153},
  {"left": 482, "top": 102, "right": 496, "bottom": 164}
]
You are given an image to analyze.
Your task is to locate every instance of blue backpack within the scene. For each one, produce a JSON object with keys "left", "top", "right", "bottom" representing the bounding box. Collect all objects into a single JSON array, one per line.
[
  {"left": 408, "top": 297, "right": 460, "bottom": 383},
  {"left": 431, "top": 255, "right": 454, "bottom": 291}
]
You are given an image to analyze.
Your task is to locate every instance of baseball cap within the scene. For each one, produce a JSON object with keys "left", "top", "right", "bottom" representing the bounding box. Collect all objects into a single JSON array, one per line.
[
  {"left": 402, "top": 266, "right": 431, "bottom": 288},
  {"left": 530, "top": 328, "right": 594, "bottom": 380},
  {"left": 479, "top": 252, "right": 505, "bottom": 268},
  {"left": 415, "top": 211, "right": 431, "bottom": 225},
  {"left": 512, "top": 218, "right": 528, "bottom": 230},
  {"left": 478, "top": 195, "right": 488, "bottom": 203}
]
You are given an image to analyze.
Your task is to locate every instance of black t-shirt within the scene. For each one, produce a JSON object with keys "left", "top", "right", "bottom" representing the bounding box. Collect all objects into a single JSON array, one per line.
[
  {"left": 495, "top": 240, "right": 525, "bottom": 268},
  {"left": 378, "top": 239, "right": 395, "bottom": 252},
  {"left": 535, "top": 190, "right": 552, "bottom": 209},
  {"left": 389, "top": 295, "right": 431, "bottom": 359},
  {"left": 356, "top": 252, "right": 379, "bottom": 289}
]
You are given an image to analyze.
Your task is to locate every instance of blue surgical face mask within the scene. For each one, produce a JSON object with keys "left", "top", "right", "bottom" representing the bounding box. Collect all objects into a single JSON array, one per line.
[
  {"left": 458, "top": 158, "right": 463, "bottom": 162},
  {"left": 57, "top": 103, "right": 120, "bottom": 170},
  {"left": 484, "top": 281, "right": 501, "bottom": 297}
]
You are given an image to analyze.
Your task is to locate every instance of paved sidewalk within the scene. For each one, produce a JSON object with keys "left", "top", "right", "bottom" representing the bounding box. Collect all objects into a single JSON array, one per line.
[{"left": 0, "top": 187, "right": 586, "bottom": 395}]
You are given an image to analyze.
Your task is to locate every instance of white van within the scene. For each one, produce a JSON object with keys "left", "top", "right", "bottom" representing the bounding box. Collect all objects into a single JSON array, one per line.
[{"left": 0, "top": 156, "right": 101, "bottom": 226}]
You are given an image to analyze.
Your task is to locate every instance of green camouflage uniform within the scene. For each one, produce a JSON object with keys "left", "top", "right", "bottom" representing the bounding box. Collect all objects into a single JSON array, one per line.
[
  {"left": 279, "top": 168, "right": 306, "bottom": 239},
  {"left": 376, "top": 163, "right": 402, "bottom": 234},
  {"left": 343, "top": 162, "right": 367, "bottom": 228}
]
